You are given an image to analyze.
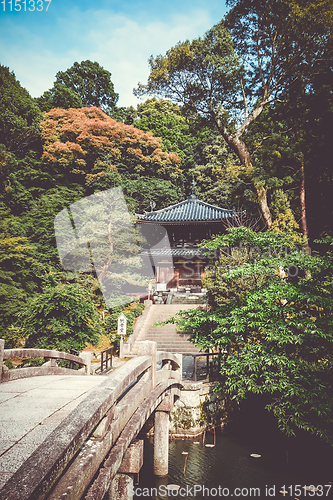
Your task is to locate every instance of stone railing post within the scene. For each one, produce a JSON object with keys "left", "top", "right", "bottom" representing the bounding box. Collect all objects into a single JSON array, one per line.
[
  {"left": 79, "top": 351, "right": 92, "bottom": 375},
  {"left": 173, "top": 353, "right": 183, "bottom": 382},
  {"left": 0, "top": 338, "right": 4, "bottom": 383},
  {"left": 137, "top": 341, "right": 157, "bottom": 389},
  {"left": 109, "top": 440, "right": 143, "bottom": 499},
  {"left": 153, "top": 394, "right": 173, "bottom": 476},
  {"left": 109, "top": 474, "right": 134, "bottom": 500}
]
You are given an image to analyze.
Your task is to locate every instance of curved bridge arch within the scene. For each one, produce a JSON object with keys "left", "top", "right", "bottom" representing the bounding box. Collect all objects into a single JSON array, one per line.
[
  {"left": 1, "top": 348, "right": 91, "bottom": 381},
  {"left": 0, "top": 342, "right": 182, "bottom": 500}
]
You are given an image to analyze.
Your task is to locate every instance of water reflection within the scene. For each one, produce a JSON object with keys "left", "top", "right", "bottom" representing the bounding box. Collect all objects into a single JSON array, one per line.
[{"left": 135, "top": 430, "right": 333, "bottom": 499}]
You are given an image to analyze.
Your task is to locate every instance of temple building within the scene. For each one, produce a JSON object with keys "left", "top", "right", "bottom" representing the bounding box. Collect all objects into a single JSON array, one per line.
[{"left": 136, "top": 192, "right": 233, "bottom": 297}]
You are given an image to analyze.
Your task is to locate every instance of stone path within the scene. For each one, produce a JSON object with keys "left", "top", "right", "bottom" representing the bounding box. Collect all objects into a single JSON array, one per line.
[{"left": 0, "top": 375, "right": 108, "bottom": 489}]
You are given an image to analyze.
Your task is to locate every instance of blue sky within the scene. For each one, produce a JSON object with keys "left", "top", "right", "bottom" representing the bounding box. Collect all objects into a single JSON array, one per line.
[{"left": 0, "top": 0, "right": 228, "bottom": 107}]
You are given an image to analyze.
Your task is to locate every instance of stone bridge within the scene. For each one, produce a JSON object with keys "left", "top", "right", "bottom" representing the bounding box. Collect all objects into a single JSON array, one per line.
[{"left": 0, "top": 339, "right": 182, "bottom": 500}]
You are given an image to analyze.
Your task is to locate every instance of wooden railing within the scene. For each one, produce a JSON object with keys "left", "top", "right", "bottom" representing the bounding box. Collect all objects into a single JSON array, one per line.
[
  {"left": 0, "top": 340, "right": 91, "bottom": 382},
  {"left": 188, "top": 351, "right": 221, "bottom": 382},
  {"left": 95, "top": 347, "right": 113, "bottom": 374}
]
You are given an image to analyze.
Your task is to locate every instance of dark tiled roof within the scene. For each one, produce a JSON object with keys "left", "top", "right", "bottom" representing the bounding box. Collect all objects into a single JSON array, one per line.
[{"left": 136, "top": 194, "right": 233, "bottom": 223}]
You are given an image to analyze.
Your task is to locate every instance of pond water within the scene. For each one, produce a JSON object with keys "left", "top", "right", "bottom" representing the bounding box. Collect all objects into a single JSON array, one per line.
[{"left": 134, "top": 401, "right": 333, "bottom": 499}]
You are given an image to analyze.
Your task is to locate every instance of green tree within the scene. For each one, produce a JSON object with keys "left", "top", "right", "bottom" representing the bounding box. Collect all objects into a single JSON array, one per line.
[
  {"left": 36, "top": 82, "right": 83, "bottom": 113},
  {"left": 304, "top": 76, "right": 333, "bottom": 239},
  {"left": 0, "top": 65, "right": 41, "bottom": 154},
  {"left": 168, "top": 229, "right": 333, "bottom": 442},
  {"left": 0, "top": 208, "right": 42, "bottom": 346},
  {"left": 284, "top": 62, "right": 333, "bottom": 240},
  {"left": 22, "top": 282, "right": 102, "bottom": 352},
  {"left": 135, "top": 98, "right": 216, "bottom": 176},
  {"left": 227, "top": 0, "right": 332, "bottom": 237},
  {"left": 121, "top": 176, "right": 182, "bottom": 214},
  {"left": 109, "top": 105, "right": 137, "bottom": 125},
  {"left": 0, "top": 147, "right": 61, "bottom": 215},
  {"left": 242, "top": 104, "right": 302, "bottom": 233},
  {"left": 135, "top": 1, "right": 332, "bottom": 228},
  {"left": 190, "top": 136, "right": 246, "bottom": 209},
  {"left": 22, "top": 186, "right": 86, "bottom": 265},
  {"left": 37, "top": 60, "right": 119, "bottom": 113}
]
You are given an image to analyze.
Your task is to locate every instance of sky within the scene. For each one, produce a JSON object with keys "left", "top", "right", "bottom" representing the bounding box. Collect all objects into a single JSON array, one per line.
[{"left": 0, "top": 0, "right": 228, "bottom": 107}]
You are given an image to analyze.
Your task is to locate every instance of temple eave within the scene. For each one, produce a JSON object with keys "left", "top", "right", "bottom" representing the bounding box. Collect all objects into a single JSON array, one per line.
[{"left": 136, "top": 219, "right": 228, "bottom": 225}]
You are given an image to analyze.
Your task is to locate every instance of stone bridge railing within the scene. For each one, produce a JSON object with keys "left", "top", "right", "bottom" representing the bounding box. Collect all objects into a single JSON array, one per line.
[
  {"left": 0, "top": 339, "right": 91, "bottom": 382},
  {"left": 0, "top": 341, "right": 182, "bottom": 500}
]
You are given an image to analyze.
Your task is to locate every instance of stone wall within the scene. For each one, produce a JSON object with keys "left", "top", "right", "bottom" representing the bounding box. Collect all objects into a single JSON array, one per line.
[{"left": 169, "top": 380, "right": 227, "bottom": 437}]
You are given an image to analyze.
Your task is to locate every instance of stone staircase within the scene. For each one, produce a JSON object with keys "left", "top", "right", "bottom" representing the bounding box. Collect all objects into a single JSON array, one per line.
[{"left": 133, "top": 304, "right": 203, "bottom": 355}]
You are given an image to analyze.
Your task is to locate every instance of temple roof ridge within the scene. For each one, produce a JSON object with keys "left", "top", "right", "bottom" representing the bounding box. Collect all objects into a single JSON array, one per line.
[{"left": 136, "top": 194, "right": 233, "bottom": 223}]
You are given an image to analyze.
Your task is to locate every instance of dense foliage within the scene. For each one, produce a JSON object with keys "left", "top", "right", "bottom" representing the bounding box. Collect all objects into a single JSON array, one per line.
[
  {"left": 168, "top": 229, "right": 333, "bottom": 442},
  {"left": 41, "top": 106, "right": 182, "bottom": 184},
  {"left": 22, "top": 282, "right": 102, "bottom": 352},
  {"left": 0, "top": 65, "right": 185, "bottom": 352},
  {"left": 135, "top": 0, "right": 332, "bottom": 231},
  {"left": 0, "top": 208, "right": 42, "bottom": 346},
  {"left": 0, "top": 66, "right": 41, "bottom": 154}
]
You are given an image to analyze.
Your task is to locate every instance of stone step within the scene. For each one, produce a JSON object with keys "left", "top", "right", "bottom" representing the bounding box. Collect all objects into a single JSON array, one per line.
[
  {"left": 146, "top": 336, "right": 191, "bottom": 340},
  {"left": 171, "top": 297, "right": 206, "bottom": 305},
  {"left": 146, "top": 342, "right": 196, "bottom": 348},
  {"left": 158, "top": 350, "right": 201, "bottom": 355},
  {"left": 155, "top": 344, "right": 200, "bottom": 350},
  {"left": 145, "top": 331, "right": 190, "bottom": 336},
  {"left": 144, "top": 340, "right": 202, "bottom": 353},
  {"left": 133, "top": 303, "right": 202, "bottom": 355},
  {"left": 145, "top": 336, "right": 192, "bottom": 340},
  {"left": 153, "top": 341, "right": 195, "bottom": 346},
  {"left": 144, "top": 331, "right": 193, "bottom": 337}
]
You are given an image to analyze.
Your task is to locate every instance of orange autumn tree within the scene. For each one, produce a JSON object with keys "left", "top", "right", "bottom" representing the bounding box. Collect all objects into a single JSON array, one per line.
[{"left": 41, "top": 107, "right": 182, "bottom": 185}]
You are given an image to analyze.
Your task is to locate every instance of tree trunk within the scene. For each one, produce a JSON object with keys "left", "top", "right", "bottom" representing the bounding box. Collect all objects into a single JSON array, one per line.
[
  {"left": 299, "top": 162, "right": 308, "bottom": 239},
  {"left": 226, "top": 134, "right": 273, "bottom": 228},
  {"left": 214, "top": 100, "right": 273, "bottom": 228},
  {"left": 300, "top": 161, "right": 310, "bottom": 255},
  {"left": 293, "top": 120, "right": 309, "bottom": 244},
  {"left": 256, "top": 183, "right": 272, "bottom": 228}
]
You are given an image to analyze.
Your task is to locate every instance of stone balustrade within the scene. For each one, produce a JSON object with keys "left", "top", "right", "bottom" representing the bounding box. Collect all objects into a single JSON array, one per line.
[{"left": 0, "top": 339, "right": 92, "bottom": 382}]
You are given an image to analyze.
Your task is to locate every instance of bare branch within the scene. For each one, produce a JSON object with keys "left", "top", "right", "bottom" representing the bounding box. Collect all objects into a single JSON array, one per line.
[{"left": 223, "top": 207, "right": 263, "bottom": 232}]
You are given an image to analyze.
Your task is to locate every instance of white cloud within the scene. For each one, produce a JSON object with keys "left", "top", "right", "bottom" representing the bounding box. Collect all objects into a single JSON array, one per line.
[
  {"left": 87, "top": 9, "right": 212, "bottom": 106},
  {"left": 0, "top": 7, "right": 214, "bottom": 107}
]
